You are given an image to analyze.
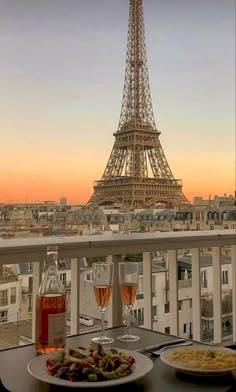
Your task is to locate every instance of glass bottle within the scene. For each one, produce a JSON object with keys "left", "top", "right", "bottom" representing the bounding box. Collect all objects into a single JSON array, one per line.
[{"left": 35, "top": 246, "right": 66, "bottom": 354}]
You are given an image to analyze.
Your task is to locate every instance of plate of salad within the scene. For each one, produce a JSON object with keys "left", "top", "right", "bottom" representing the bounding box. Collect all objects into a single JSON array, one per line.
[{"left": 27, "top": 344, "right": 153, "bottom": 388}]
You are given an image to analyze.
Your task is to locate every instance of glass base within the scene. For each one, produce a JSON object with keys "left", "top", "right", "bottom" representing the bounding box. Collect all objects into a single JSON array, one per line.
[
  {"left": 91, "top": 336, "right": 114, "bottom": 345},
  {"left": 117, "top": 334, "right": 140, "bottom": 342}
]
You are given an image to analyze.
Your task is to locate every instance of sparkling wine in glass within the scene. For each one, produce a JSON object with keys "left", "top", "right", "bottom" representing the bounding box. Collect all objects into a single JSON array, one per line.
[
  {"left": 92, "top": 262, "right": 114, "bottom": 344},
  {"left": 117, "top": 262, "right": 140, "bottom": 342}
]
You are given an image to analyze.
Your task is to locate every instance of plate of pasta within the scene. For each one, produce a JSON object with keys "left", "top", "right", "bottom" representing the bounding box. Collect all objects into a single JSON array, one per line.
[{"left": 160, "top": 345, "right": 236, "bottom": 375}]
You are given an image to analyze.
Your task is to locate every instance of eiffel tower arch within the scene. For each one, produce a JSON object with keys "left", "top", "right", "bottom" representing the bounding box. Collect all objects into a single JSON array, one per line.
[{"left": 88, "top": 0, "right": 190, "bottom": 208}]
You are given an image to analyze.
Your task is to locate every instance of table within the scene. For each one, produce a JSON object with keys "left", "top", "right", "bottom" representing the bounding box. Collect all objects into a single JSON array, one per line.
[{"left": 0, "top": 327, "right": 235, "bottom": 392}]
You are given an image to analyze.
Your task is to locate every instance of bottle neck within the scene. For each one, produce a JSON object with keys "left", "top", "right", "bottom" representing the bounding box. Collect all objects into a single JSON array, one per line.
[
  {"left": 39, "top": 252, "right": 64, "bottom": 296},
  {"left": 45, "top": 255, "right": 58, "bottom": 278},
  {"left": 46, "top": 252, "right": 57, "bottom": 266}
]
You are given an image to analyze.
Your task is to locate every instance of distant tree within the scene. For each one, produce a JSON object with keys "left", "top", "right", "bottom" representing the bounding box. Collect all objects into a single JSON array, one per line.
[
  {"left": 123, "top": 253, "right": 143, "bottom": 262},
  {"left": 201, "top": 290, "right": 232, "bottom": 318},
  {"left": 201, "top": 296, "right": 213, "bottom": 318},
  {"left": 139, "top": 224, "right": 146, "bottom": 232},
  {"left": 222, "top": 290, "right": 232, "bottom": 314}
]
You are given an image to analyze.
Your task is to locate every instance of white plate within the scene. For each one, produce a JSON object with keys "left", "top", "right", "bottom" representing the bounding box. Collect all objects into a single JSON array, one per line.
[
  {"left": 27, "top": 348, "right": 153, "bottom": 388},
  {"left": 160, "top": 345, "right": 236, "bottom": 375}
]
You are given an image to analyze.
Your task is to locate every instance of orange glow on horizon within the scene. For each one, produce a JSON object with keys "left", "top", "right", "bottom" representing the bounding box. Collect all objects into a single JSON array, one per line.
[
  {"left": 0, "top": 183, "right": 234, "bottom": 206},
  {"left": 0, "top": 147, "right": 234, "bottom": 206}
]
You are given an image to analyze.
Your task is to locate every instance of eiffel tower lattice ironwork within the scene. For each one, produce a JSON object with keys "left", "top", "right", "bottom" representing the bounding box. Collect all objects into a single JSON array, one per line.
[{"left": 88, "top": 0, "right": 190, "bottom": 208}]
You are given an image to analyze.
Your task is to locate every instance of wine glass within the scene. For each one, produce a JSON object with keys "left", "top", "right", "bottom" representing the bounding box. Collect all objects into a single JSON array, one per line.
[
  {"left": 92, "top": 262, "right": 114, "bottom": 344},
  {"left": 117, "top": 262, "right": 140, "bottom": 342}
]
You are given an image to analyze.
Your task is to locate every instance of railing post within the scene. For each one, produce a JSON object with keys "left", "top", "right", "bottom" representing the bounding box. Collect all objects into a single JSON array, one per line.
[
  {"left": 70, "top": 258, "right": 80, "bottom": 335},
  {"left": 191, "top": 248, "right": 201, "bottom": 341},
  {"left": 32, "top": 262, "right": 42, "bottom": 342},
  {"left": 168, "top": 250, "right": 179, "bottom": 336},
  {"left": 232, "top": 244, "right": 236, "bottom": 341},
  {"left": 143, "top": 252, "right": 153, "bottom": 330},
  {"left": 108, "top": 255, "right": 123, "bottom": 328},
  {"left": 212, "top": 247, "right": 222, "bottom": 343}
]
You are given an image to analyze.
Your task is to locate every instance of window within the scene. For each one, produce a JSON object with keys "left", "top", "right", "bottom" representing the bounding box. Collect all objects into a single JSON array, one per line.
[
  {"left": 136, "top": 293, "right": 144, "bottom": 300},
  {"left": 132, "top": 308, "right": 144, "bottom": 325},
  {"left": 178, "top": 301, "right": 182, "bottom": 311},
  {"left": 152, "top": 276, "right": 156, "bottom": 294},
  {"left": 28, "top": 296, "right": 32, "bottom": 312},
  {"left": 222, "top": 270, "right": 229, "bottom": 285},
  {"left": 137, "top": 308, "right": 144, "bottom": 324},
  {"left": 29, "top": 276, "right": 33, "bottom": 292},
  {"left": 189, "top": 299, "right": 192, "bottom": 308},
  {"left": 27, "top": 262, "right": 32, "bottom": 271},
  {"left": 60, "top": 273, "right": 66, "bottom": 285},
  {"left": 224, "top": 249, "right": 230, "bottom": 256},
  {"left": 0, "top": 310, "right": 8, "bottom": 322},
  {"left": 58, "top": 259, "right": 66, "bottom": 269},
  {"left": 136, "top": 276, "right": 155, "bottom": 298},
  {"left": 165, "top": 327, "right": 170, "bottom": 334},
  {"left": 201, "top": 270, "right": 208, "bottom": 288},
  {"left": 210, "top": 224, "right": 214, "bottom": 230},
  {"left": 165, "top": 302, "right": 170, "bottom": 314},
  {"left": 189, "top": 322, "right": 192, "bottom": 335},
  {"left": 183, "top": 323, "right": 187, "bottom": 334},
  {"left": 152, "top": 305, "right": 157, "bottom": 317},
  {"left": 0, "top": 290, "right": 8, "bottom": 306},
  {"left": 10, "top": 287, "right": 16, "bottom": 304},
  {"left": 202, "top": 319, "right": 211, "bottom": 331},
  {"left": 85, "top": 272, "right": 93, "bottom": 281},
  {"left": 223, "top": 318, "right": 232, "bottom": 333}
]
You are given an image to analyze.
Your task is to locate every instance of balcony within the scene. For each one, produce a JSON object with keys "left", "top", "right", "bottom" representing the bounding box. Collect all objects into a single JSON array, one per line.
[
  {"left": 136, "top": 291, "right": 156, "bottom": 300},
  {"left": 166, "top": 279, "right": 192, "bottom": 290},
  {"left": 0, "top": 229, "right": 235, "bottom": 347}
]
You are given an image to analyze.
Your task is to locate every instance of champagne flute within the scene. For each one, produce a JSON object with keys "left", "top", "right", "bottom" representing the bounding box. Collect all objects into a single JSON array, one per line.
[
  {"left": 92, "top": 262, "right": 114, "bottom": 344},
  {"left": 117, "top": 262, "right": 140, "bottom": 342}
]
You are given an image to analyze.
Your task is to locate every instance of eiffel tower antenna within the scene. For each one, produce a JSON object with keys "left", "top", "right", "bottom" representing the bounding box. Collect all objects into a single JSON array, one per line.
[{"left": 88, "top": 0, "right": 190, "bottom": 208}]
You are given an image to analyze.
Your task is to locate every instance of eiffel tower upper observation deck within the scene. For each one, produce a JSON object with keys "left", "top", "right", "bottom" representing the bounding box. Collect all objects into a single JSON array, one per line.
[{"left": 88, "top": 0, "right": 190, "bottom": 208}]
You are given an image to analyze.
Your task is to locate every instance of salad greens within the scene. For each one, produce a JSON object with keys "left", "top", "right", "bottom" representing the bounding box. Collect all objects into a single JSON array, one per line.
[{"left": 46, "top": 344, "right": 136, "bottom": 382}]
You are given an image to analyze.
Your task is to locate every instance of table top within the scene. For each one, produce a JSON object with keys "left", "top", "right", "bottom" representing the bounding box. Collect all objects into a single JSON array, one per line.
[{"left": 0, "top": 327, "right": 235, "bottom": 392}]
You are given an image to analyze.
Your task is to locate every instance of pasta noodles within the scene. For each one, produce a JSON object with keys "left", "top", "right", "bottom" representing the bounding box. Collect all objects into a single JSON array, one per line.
[{"left": 168, "top": 348, "right": 236, "bottom": 370}]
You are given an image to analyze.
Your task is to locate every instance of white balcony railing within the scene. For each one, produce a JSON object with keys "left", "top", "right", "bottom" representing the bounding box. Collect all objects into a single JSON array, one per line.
[{"left": 0, "top": 230, "right": 235, "bottom": 345}]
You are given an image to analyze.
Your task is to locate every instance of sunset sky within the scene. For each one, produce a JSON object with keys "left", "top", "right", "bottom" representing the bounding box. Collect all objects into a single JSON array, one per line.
[{"left": 0, "top": 0, "right": 235, "bottom": 205}]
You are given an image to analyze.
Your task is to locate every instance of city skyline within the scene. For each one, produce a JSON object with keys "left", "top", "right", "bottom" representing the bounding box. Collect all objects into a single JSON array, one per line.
[{"left": 0, "top": 0, "right": 235, "bottom": 205}]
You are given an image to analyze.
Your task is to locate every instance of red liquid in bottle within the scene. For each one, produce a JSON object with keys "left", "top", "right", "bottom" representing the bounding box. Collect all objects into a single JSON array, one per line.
[{"left": 35, "top": 293, "right": 66, "bottom": 354}]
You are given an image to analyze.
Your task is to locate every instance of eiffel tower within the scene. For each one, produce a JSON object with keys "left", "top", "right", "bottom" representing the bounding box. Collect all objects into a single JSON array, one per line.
[{"left": 88, "top": 0, "right": 190, "bottom": 208}]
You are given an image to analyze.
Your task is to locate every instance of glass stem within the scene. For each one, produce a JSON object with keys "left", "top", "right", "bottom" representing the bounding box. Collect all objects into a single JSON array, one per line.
[
  {"left": 101, "top": 310, "right": 105, "bottom": 338},
  {"left": 126, "top": 308, "right": 131, "bottom": 336}
]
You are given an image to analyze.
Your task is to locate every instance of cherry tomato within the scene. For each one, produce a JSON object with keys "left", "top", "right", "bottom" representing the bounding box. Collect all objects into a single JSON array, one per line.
[{"left": 127, "top": 356, "right": 135, "bottom": 365}]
